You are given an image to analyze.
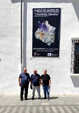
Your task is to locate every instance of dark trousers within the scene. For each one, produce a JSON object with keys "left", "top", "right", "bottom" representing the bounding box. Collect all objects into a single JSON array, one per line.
[{"left": 20, "top": 84, "right": 28, "bottom": 100}]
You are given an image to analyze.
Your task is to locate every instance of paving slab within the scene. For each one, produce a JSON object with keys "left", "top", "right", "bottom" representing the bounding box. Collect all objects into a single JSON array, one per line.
[{"left": 0, "top": 95, "right": 79, "bottom": 113}]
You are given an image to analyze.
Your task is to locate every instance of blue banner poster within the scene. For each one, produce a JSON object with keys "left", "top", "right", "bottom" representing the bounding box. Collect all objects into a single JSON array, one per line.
[{"left": 32, "top": 8, "right": 61, "bottom": 57}]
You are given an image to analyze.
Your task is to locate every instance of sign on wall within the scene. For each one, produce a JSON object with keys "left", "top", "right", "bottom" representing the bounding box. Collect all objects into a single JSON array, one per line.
[{"left": 32, "top": 8, "right": 61, "bottom": 57}]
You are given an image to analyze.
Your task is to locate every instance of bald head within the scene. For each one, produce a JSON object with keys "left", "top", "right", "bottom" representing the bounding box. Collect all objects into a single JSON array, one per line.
[
  {"left": 44, "top": 69, "right": 47, "bottom": 75},
  {"left": 23, "top": 68, "right": 27, "bottom": 73},
  {"left": 33, "top": 69, "right": 37, "bottom": 75}
]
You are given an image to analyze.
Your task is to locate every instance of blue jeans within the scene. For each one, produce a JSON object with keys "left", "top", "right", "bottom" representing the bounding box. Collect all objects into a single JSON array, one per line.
[{"left": 43, "top": 86, "right": 50, "bottom": 98}]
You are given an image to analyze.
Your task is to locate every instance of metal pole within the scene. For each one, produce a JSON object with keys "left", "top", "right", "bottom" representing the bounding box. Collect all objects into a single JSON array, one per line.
[{"left": 21, "top": 0, "right": 22, "bottom": 72}]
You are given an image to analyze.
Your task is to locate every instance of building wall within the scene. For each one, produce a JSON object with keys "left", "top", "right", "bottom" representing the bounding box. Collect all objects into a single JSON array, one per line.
[
  {"left": 0, "top": 0, "right": 79, "bottom": 94},
  {"left": 26, "top": 1, "right": 79, "bottom": 94},
  {"left": 0, "top": 0, "right": 20, "bottom": 94}
]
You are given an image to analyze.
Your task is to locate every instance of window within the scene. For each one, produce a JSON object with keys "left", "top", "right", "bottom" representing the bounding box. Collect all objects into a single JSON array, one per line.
[{"left": 71, "top": 40, "right": 79, "bottom": 74}]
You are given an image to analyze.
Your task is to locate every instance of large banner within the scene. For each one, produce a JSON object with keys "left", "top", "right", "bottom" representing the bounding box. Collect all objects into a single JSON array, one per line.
[{"left": 32, "top": 8, "right": 61, "bottom": 57}]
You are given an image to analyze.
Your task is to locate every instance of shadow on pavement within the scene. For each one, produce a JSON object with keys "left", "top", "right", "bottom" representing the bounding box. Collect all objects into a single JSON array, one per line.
[{"left": 26, "top": 96, "right": 58, "bottom": 100}]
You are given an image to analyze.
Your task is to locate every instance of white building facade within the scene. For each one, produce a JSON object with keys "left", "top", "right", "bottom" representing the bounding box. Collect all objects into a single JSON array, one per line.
[{"left": 0, "top": 0, "right": 79, "bottom": 95}]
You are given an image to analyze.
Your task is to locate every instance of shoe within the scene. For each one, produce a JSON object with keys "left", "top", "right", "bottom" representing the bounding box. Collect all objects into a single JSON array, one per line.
[
  {"left": 20, "top": 99, "right": 23, "bottom": 101},
  {"left": 48, "top": 98, "right": 50, "bottom": 100},
  {"left": 38, "top": 97, "right": 41, "bottom": 99},
  {"left": 32, "top": 98, "right": 34, "bottom": 100},
  {"left": 44, "top": 97, "right": 46, "bottom": 99},
  {"left": 25, "top": 98, "right": 27, "bottom": 100}
]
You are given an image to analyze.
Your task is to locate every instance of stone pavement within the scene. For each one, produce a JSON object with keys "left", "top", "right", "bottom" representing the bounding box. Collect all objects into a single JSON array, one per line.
[{"left": 0, "top": 94, "right": 79, "bottom": 113}]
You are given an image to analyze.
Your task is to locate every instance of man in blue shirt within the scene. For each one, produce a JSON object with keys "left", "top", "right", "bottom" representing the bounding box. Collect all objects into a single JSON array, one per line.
[
  {"left": 18, "top": 68, "right": 30, "bottom": 101},
  {"left": 31, "top": 69, "right": 41, "bottom": 99}
]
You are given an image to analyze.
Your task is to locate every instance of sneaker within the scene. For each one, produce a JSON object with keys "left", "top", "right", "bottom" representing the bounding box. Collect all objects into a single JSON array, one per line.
[
  {"left": 38, "top": 97, "right": 41, "bottom": 99},
  {"left": 48, "top": 98, "right": 50, "bottom": 100}
]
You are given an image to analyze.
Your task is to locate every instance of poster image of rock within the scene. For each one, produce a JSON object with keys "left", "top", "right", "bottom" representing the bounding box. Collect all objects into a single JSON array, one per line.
[
  {"left": 32, "top": 8, "right": 61, "bottom": 57},
  {"left": 35, "top": 20, "right": 56, "bottom": 46}
]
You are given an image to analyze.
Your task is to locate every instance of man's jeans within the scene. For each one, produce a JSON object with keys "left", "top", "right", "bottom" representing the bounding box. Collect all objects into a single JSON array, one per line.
[
  {"left": 43, "top": 86, "right": 50, "bottom": 98},
  {"left": 32, "top": 86, "right": 41, "bottom": 98}
]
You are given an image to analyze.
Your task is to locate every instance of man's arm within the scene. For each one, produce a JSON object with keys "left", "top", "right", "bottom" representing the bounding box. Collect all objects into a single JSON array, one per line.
[
  {"left": 30, "top": 75, "right": 33, "bottom": 85},
  {"left": 18, "top": 77, "right": 21, "bottom": 86},
  {"left": 49, "top": 79, "right": 51, "bottom": 87},
  {"left": 29, "top": 74, "right": 31, "bottom": 82},
  {"left": 40, "top": 75, "right": 43, "bottom": 85},
  {"left": 39, "top": 78, "right": 41, "bottom": 87}
]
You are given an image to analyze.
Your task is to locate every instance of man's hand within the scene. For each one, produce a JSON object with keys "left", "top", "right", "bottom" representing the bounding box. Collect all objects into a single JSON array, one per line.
[
  {"left": 19, "top": 83, "right": 21, "bottom": 86},
  {"left": 49, "top": 79, "right": 51, "bottom": 87},
  {"left": 18, "top": 77, "right": 21, "bottom": 86},
  {"left": 49, "top": 84, "right": 50, "bottom": 87},
  {"left": 39, "top": 84, "right": 41, "bottom": 87}
]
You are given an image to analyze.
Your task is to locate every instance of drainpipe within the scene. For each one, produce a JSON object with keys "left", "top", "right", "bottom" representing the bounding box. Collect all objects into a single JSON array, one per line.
[{"left": 21, "top": 0, "right": 22, "bottom": 72}]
